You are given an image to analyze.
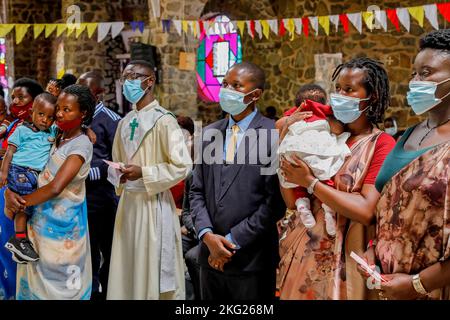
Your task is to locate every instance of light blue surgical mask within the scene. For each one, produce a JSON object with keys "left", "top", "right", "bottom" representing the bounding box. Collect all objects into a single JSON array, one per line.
[
  {"left": 219, "top": 87, "right": 257, "bottom": 116},
  {"left": 406, "top": 78, "right": 450, "bottom": 115},
  {"left": 123, "top": 78, "right": 150, "bottom": 104},
  {"left": 330, "top": 93, "right": 370, "bottom": 124}
]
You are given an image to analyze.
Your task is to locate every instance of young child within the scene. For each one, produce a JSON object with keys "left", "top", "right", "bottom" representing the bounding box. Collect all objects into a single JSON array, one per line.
[
  {"left": 0, "top": 92, "right": 58, "bottom": 263},
  {"left": 278, "top": 99, "right": 351, "bottom": 237}
]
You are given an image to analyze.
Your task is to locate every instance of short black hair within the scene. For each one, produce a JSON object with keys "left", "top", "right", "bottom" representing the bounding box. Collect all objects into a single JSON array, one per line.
[
  {"left": 295, "top": 83, "right": 327, "bottom": 106},
  {"left": 229, "top": 62, "right": 266, "bottom": 91},
  {"left": 419, "top": 29, "right": 450, "bottom": 53},
  {"left": 61, "top": 84, "right": 95, "bottom": 126},
  {"left": 13, "top": 77, "right": 44, "bottom": 99},
  {"left": 61, "top": 73, "right": 77, "bottom": 89},
  {"left": 35, "top": 92, "right": 57, "bottom": 106},
  {"left": 79, "top": 71, "right": 104, "bottom": 88},
  {"left": 177, "top": 116, "right": 194, "bottom": 135},
  {"left": 332, "top": 57, "right": 390, "bottom": 124},
  {"left": 128, "top": 60, "right": 156, "bottom": 77}
]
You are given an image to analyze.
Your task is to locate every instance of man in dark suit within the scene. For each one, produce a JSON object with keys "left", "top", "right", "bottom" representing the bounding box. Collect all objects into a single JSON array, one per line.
[{"left": 190, "top": 62, "right": 285, "bottom": 300}]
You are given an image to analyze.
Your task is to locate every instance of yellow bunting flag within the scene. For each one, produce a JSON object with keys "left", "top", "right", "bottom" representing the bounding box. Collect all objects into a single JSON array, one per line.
[
  {"left": 408, "top": 6, "right": 424, "bottom": 27},
  {"left": 15, "top": 24, "right": 31, "bottom": 44},
  {"left": 285, "top": 18, "right": 295, "bottom": 40},
  {"left": 86, "top": 23, "right": 98, "bottom": 38},
  {"left": 260, "top": 20, "right": 270, "bottom": 39},
  {"left": 192, "top": 21, "right": 198, "bottom": 38},
  {"left": 56, "top": 24, "right": 67, "bottom": 37},
  {"left": 362, "top": 11, "right": 374, "bottom": 30},
  {"left": 182, "top": 20, "right": 189, "bottom": 34},
  {"left": 236, "top": 20, "right": 245, "bottom": 37},
  {"left": 66, "top": 24, "right": 77, "bottom": 37},
  {"left": 318, "top": 16, "right": 330, "bottom": 35},
  {"left": 57, "top": 68, "right": 65, "bottom": 79},
  {"left": 75, "top": 23, "right": 87, "bottom": 38},
  {"left": 45, "top": 24, "right": 57, "bottom": 37},
  {"left": 33, "top": 24, "right": 45, "bottom": 39},
  {"left": 0, "top": 24, "right": 14, "bottom": 37}
]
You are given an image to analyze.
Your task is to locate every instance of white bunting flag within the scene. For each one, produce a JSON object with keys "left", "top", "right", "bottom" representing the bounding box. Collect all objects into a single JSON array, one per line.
[
  {"left": 111, "top": 22, "right": 124, "bottom": 39},
  {"left": 308, "top": 16, "right": 319, "bottom": 35},
  {"left": 374, "top": 10, "right": 388, "bottom": 31},
  {"left": 267, "top": 19, "right": 278, "bottom": 36},
  {"left": 293, "top": 18, "right": 302, "bottom": 35},
  {"left": 424, "top": 4, "right": 439, "bottom": 30},
  {"left": 97, "top": 22, "right": 111, "bottom": 42},
  {"left": 329, "top": 14, "right": 340, "bottom": 32},
  {"left": 173, "top": 20, "right": 182, "bottom": 35},
  {"left": 254, "top": 20, "right": 263, "bottom": 39},
  {"left": 347, "top": 12, "right": 362, "bottom": 33},
  {"left": 396, "top": 8, "right": 410, "bottom": 32}
]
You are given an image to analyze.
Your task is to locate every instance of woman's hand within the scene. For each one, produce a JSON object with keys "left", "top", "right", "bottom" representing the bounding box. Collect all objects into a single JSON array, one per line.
[
  {"left": 4, "top": 188, "right": 26, "bottom": 219},
  {"left": 357, "top": 246, "right": 376, "bottom": 279},
  {"left": 380, "top": 273, "right": 421, "bottom": 300},
  {"left": 280, "top": 155, "right": 316, "bottom": 188}
]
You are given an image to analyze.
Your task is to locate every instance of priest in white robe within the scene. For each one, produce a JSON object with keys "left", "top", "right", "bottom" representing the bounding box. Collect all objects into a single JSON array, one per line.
[{"left": 107, "top": 60, "right": 192, "bottom": 300}]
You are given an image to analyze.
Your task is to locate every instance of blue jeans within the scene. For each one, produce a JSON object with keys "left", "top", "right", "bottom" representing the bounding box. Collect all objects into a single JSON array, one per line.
[{"left": 7, "top": 164, "right": 39, "bottom": 216}]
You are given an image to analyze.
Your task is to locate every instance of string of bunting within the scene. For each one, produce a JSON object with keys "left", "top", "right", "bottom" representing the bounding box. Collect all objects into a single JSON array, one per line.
[
  {"left": 0, "top": 21, "right": 146, "bottom": 44},
  {"left": 162, "top": 2, "right": 450, "bottom": 39}
]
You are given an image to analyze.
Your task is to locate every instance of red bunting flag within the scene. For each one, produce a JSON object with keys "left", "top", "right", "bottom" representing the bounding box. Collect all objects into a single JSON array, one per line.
[
  {"left": 279, "top": 19, "right": 286, "bottom": 36},
  {"left": 386, "top": 9, "right": 401, "bottom": 31},
  {"left": 199, "top": 20, "right": 204, "bottom": 37},
  {"left": 437, "top": 3, "right": 450, "bottom": 22},
  {"left": 302, "top": 17, "right": 309, "bottom": 37},
  {"left": 339, "top": 14, "right": 349, "bottom": 33},
  {"left": 250, "top": 20, "right": 255, "bottom": 38}
]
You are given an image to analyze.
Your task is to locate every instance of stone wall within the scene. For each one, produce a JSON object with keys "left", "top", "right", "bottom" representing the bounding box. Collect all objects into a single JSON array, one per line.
[{"left": 154, "top": 0, "right": 444, "bottom": 128}]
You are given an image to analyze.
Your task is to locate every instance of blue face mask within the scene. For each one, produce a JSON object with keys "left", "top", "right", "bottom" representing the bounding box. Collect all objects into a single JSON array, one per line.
[
  {"left": 330, "top": 93, "right": 370, "bottom": 124},
  {"left": 219, "top": 87, "right": 257, "bottom": 116},
  {"left": 123, "top": 78, "right": 150, "bottom": 104},
  {"left": 406, "top": 79, "right": 450, "bottom": 115}
]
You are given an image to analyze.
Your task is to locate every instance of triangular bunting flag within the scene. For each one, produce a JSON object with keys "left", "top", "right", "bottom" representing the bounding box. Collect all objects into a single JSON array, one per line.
[
  {"left": 198, "top": 20, "right": 205, "bottom": 37},
  {"left": 130, "top": 21, "right": 138, "bottom": 32},
  {"left": 437, "top": 3, "right": 450, "bottom": 23},
  {"left": 261, "top": 20, "right": 270, "bottom": 39},
  {"left": 246, "top": 20, "right": 255, "bottom": 38},
  {"left": 86, "top": 23, "right": 98, "bottom": 38},
  {"left": 283, "top": 19, "right": 295, "bottom": 40},
  {"left": 339, "top": 14, "right": 349, "bottom": 33},
  {"left": 0, "top": 24, "right": 14, "bottom": 37},
  {"left": 66, "top": 24, "right": 77, "bottom": 37},
  {"left": 254, "top": 20, "right": 263, "bottom": 39},
  {"left": 267, "top": 19, "right": 278, "bottom": 35},
  {"left": 182, "top": 20, "right": 189, "bottom": 35},
  {"left": 279, "top": 19, "right": 286, "bottom": 37},
  {"left": 397, "top": 8, "right": 410, "bottom": 32},
  {"left": 44, "top": 24, "right": 57, "bottom": 38},
  {"left": 75, "top": 23, "right": 87, "bottom": 38},
  {"left": 187, "top": 21, "right": 194, "bottom": 36},
  {"left": 97, "top": 22, "right": 111, "bottom": 42},
  {"left": 408, "top": 6, "right": 424, "bottom": 27},
  {"left": 173, "top": 20, "right": 182, "bottom": 35},
  {"left": 309, "top": 16, "right": 319, "bottom": 35},
  {"left": 302, "top": 17, "right": 309, "bottom": 37},
  {"left": 347, "top": 12, "right": 362, "bottom": 33},
  {"left": 33, "top": 24, "right": 45, "bottom": 39},
  {"left": 386, "top": 9, "right": 400, "bottom": 31},
  {"left": 293, "top": 18, "right": 302, "bottom": 35},
  {"left": 362, "top": 11, "right": 374, "bottom": 31},
  {"left": 162, "top": 19, "right": 171, "bottom": 33},
  {"left": 15, "top": 24, "right": 30, "bottom": 44},
  {"left": 194, "top": 21, "right": 200, "bottom": 38},
  {"left": 56, "top": 24, "right": 67, "bottom": 37},
  {"left": 329, "top": 15, "right": 339, "bottom": 32},
  {"left": 375, "top": 10, "right": 388, "bottom": 31},
  {"left": 318, "top": 16, "right": 330, "bottom": 35},
  {"left": 236, "top": 21, "right": 245, "bottom": 37},
  {"left": 138, "top": 21, "right": 145, "bottom": 33},
  {"left": 111, "top": 22, "right": 124, "bottom": 39},
  {"left": 424, "top": 4, "right": 439, "bottom": 30}
]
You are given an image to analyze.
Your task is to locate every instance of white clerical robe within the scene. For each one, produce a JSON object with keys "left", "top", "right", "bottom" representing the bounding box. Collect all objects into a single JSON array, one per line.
[{"left": 107, "top": 100, "right": 192, "bottom": 300}]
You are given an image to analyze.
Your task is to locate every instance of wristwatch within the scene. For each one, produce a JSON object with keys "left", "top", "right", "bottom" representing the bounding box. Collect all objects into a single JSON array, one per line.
[
  {"left": 307, "top": 178, "right": 319, "bottom": 195},
  {"left": 412, "top": 274, "right": 428, "bottom": 295}
]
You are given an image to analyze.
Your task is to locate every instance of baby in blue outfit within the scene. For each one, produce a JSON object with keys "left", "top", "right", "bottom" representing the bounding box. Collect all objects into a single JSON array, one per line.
[{"left": 0, "top": 92, "right": 57, "bottom": 263}]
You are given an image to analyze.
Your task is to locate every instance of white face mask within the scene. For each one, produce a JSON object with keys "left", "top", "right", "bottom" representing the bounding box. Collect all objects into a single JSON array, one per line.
[{"left": 385, "top": 119, "right": 398, "bottom": 136}]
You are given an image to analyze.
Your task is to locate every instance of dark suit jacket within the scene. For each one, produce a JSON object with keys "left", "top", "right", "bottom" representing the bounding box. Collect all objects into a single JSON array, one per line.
[{"left": 190, "top": 110, "right": 285, "bottom": 275}]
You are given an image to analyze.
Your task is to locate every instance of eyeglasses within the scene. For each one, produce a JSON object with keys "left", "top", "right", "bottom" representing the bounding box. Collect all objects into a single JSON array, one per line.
[{"left": 119, "top": 72, "right": 151, "bottom": 84}]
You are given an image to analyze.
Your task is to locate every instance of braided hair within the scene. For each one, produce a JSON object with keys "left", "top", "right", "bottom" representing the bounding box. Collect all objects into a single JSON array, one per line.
[
  {"left": 61, "top": 84, "right": 95, "bottom": 126},
  {"left": 332, "top": 57, "right": 390, "bottom": 124},
  {"left": 419, "top": 29, "right": 450, "bottom": 55}
]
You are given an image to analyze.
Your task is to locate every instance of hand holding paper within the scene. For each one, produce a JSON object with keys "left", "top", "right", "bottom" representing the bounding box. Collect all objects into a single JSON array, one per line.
[{"left": 350, "top": 251, "right": 387, "bottom": 283}]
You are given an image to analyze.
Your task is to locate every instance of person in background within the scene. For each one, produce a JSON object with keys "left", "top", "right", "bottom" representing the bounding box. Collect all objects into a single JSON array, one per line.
[
  {"left": 77, "top": 71, "right": 121, "bottom": 300},
  {"left": 265, "top": 106, "right": 279, "bottom": 120},
  {"left": 45, "top": 73, "right": 77, "bottom": 98},
  {"left": 383, "top": 117, "right": 404, "bottom": 141}
]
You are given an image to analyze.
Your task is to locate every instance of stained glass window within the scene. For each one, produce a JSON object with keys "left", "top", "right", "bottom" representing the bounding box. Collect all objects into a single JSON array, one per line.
[
  {"left": 197, "top": 15, "right": 242, "bottom": 102},
  {"left": 0, "top": 38, "right": 7, "bottom": 96}
]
